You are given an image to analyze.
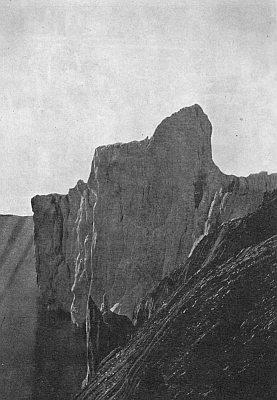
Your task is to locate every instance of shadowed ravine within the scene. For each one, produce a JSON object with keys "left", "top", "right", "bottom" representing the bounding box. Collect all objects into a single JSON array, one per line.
[{"left": 0, "top": 215, "right": 86, "bottom": 400}]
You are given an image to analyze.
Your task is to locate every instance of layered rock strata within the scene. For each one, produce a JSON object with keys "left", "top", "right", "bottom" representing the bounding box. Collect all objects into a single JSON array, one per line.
[
  {"left": 31, "top": 105, "right": 277, "bottom": 323},
  {"left": 74, "top": 190, "right": 277, "bottom": 400},
  {"left": 82, "top": 294, "right": 135, "bottom": 388}
]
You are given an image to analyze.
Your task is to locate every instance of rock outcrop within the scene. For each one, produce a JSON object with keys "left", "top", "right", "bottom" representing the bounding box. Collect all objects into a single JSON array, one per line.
[
  {"left": 83, "top": 294, "right": 135, "bottom": 388},
  {"left": 74, "top": 189, "right": 277, "bottom": 400},
  {"left": 31, "top": 104, "right": 277, "bottom": 323}
]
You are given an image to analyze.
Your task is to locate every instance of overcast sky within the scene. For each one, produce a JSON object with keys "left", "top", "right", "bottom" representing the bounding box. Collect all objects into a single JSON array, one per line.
[{"left": 0, "top": 0, "right": 276, "bottom": 215}]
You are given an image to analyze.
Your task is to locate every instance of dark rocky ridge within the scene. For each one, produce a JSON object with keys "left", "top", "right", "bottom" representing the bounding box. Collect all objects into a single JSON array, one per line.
[
  {"left": 30, "top": 104, "right": 277, "bottom": 397},
  {"left": 75, "top": 190, "right": 277, "bottom": 400},
  {"left": 31, "top": 105, "right": 277, "bottom": 323}
]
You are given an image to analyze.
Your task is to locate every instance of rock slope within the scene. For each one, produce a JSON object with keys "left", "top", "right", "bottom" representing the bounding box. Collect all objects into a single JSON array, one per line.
[
  {"left": 31, "top": 105, "right": 277, "bottom": 322},
  {"left": 74, "top": 189, "right": 277, "bottom": 400}
]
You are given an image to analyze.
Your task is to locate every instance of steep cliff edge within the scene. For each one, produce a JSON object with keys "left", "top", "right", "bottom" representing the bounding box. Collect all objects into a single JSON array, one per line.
[
  {"left": 75, "top": 190, "right": 277, "bottom": 400},
  {"left": 31, "top": 185, "right": 82, "bottom": 312},
  {"left": 31, "top": 104, "right": 277, "bottom": 321}
]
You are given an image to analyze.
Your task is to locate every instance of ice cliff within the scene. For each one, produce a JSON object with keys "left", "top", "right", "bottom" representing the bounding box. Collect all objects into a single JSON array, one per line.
[
  {"left": 75, "top": 189, "right": 277, "bottom": 400},
  {"left": 31, "top": 104, "right": 277, "bottom": 323}
]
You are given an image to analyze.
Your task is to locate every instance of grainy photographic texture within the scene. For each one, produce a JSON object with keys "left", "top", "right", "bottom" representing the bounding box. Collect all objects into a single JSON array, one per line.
[{"left": 0, "top": 1, "right": 276, "bottom": 399}]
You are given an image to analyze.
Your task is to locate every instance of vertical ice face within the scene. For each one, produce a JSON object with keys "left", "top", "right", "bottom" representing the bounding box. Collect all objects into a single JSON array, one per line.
[{"left": 31, "top": 105, "right": 277, "bottom": 323}]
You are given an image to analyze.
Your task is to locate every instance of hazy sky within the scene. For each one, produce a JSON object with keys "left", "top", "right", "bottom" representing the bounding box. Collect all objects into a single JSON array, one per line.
[{"left": 0, "top": 0, "right": 276, "bottom": 215}]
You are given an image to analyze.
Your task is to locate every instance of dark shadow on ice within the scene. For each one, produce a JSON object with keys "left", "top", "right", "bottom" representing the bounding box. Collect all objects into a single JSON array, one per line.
[
  {"left": 0, "top": 215, "right": 87, "bottom": 400},
  {"left": 31, "top": 303, "right": 87, "bottom": 400},
  {"left": 0, "top": 236, "right": 34, "bottom": 307},
  {"left": 0, "top": 217, "right": 28, "bottom": 273}
]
